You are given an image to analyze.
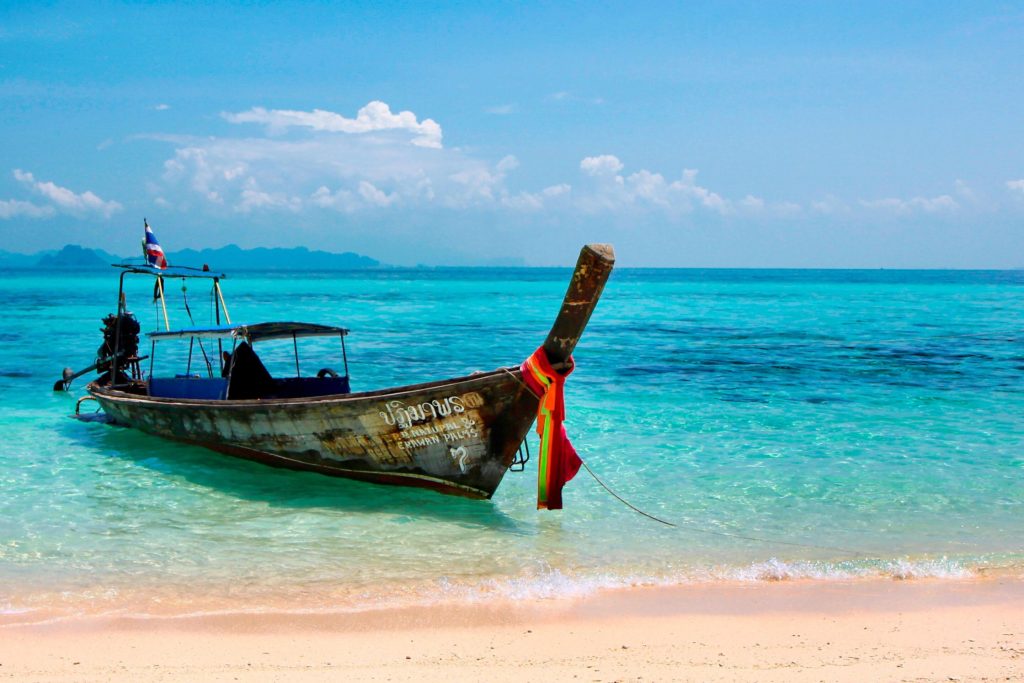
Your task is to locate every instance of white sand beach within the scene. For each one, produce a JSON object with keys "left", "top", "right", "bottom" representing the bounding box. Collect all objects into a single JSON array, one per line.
[{"left": 3, "top": 578, "right": 1022, "bottom": 682}]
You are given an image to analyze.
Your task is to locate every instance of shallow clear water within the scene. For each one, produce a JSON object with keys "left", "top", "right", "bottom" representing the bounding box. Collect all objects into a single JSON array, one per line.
[{"left": 1, "top": 267, "right": 1022, "bottom": 618}]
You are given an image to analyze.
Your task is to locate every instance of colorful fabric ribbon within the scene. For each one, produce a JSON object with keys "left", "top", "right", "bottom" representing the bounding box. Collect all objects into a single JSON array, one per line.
[{"left": 521, "top": 347, "right": 582, "bottom": 510}]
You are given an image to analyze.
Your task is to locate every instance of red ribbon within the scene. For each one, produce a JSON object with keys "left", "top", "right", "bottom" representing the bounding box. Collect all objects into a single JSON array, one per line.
[{"left": 521, "top": 347, "right": 582, "bottom": 510}]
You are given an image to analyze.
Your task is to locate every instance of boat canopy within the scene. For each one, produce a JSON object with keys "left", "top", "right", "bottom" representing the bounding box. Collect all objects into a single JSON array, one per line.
[
  {"left": 148, "top": 321, "right": 349, "bottom": 342},
  {"left": 114, "top": 263, "right": 227, "bottom": 279}
]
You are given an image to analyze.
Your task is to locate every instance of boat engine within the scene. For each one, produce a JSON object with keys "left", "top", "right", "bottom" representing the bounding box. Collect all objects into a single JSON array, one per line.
[{"left": 96, "top": 312, "right": 140, "bottom": 385}]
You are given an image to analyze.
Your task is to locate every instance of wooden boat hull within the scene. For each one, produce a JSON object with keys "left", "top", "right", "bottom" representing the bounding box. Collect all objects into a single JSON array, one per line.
[
  {"left": 89, "top": 367, "right": 538, "bottom": 499},
  {"left": 79, "top": 243, "right": 615, "bottom": 499}
]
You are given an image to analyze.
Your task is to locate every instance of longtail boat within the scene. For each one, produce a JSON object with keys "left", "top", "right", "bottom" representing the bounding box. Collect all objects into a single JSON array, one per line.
[{"left": 66, "top": 244, "right": 615, "bottom": 500}]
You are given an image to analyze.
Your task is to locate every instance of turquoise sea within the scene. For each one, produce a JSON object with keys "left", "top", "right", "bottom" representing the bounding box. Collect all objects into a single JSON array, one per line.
[{"left": 1, "top": 266, "right": 1022, "bottom": 620}]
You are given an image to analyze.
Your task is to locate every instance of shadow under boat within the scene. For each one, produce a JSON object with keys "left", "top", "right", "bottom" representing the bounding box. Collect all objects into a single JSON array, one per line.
[{"left": 60, "top": 417, "right": 527, "bottom": 532}]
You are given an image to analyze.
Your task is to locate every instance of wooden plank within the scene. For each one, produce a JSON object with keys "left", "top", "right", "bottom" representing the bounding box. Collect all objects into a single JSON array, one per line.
[{"left": 542, "top": 243, "right": 616, "bottom": 365}]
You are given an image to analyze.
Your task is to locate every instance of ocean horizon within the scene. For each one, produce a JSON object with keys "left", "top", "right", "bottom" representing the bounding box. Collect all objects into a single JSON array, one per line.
[{"left": 2, "top": 266, "right": 1022, "bottom": 621}]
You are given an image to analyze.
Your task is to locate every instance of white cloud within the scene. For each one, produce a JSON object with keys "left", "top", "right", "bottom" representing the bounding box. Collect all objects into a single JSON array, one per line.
[
  {"left": 310, "top": 185, "right": 357, "bottom": 212},
  {"left": 574, "top": 159, "right": 730, "bottom": 215},
  {"left": 954, "top": 179, "right": 975, "bottom": 201},
  {"left": 811, "top": 195, "right": 850, "bottom": 214},
  {"left": 156, "top": 105, "right": 1012, "bottom": 226},
  {"left": 358, "top": 181, "right": 397, "bottom": 207},
  {"left": 673, "top": 169, "right": 728, "bottom": 211},
  {"left": 0, "top": 198, "right": 55, "bottom": 219},
  {"left": 154, "top": 103, "right": 170, "bottom": 111},
  {"left": 485, "top": 104, "right": 515, "bottom": 115},
  {"left": 543, "top": 184, "right": 571, "bottom": 198},
  {"left": 738, "top": 195, "right": 804, "bottom": 216},
  {"left": 151, "top": 105, "right": 773, "bottom": 219},
  {"left": 495, "top": 155, "right": 519, "bottom": 173},
  {"left": 236, "top": 179, "right": 301, "bottom": 214},
  {"left": 223, "top": 101, "right": 443, "bottom": 149},
  {"left": 448, "top": 167, "right": 501, "bottom": 203},
  {"left": 500, "top": 184, "right": 572, "bottom": 211},
  {"left": 162, "top": 148, "right": 224, "bottom": 203},
  {"left": 502, "top": 192, "right": 544, "bottom": 211},
  {"left": 740, "top": 195, "right": 765, "bottom": 211},
  {"left": 860, "top": 194, "right": 958, "bottom": 214},
  {"left": 774, "top": 201, "right": 803, "bottom": 216},
  {"left": 154, "top": 125, "right": 501, "bottom": 213},
  {"left": 580, "top": 154, "right": 624, "bottom": 176},
  {"left": 13, "top": 169, "right": 122, "bottom": 217}
]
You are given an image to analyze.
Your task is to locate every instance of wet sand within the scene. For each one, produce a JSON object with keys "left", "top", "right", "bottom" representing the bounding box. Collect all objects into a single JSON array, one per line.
[{"left": 2, "top": 578, "right": 1022, "bottom": 682}]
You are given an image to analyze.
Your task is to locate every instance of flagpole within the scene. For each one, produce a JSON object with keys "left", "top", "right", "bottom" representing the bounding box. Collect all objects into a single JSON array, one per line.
[
  {"left": 214, "top": 281, "right": 232, "bottom": 324},
  {"left": 157, "top": 277, "right": 170, "bottom": 331}
]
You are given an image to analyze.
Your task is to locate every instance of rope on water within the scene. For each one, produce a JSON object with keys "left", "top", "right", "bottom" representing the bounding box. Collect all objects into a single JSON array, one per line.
[
  {"left": 579, "top": 458, "right": 877, "bottom": 558},
  {"left": 504, "top": 366, "right": 877, "bottom": 557},
  {"left": 578, "top": 459, "right": 677, "bottom": 528}
]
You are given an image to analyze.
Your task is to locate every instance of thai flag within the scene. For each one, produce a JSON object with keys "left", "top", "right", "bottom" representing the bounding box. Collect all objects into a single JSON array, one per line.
[{"left": 144, "top": 220, "right": 168, "bottom": 269}]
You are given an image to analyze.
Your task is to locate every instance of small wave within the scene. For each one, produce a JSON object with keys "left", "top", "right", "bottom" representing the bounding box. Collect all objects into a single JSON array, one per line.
[
  {"left": 885, "top": 558, "right": 975, "bottom": 580},
  {"left": 723, "top": 556, "right": 977, "bottom": 582},
  {"left": 0, "top": 555, "right": 1009, "bottom": 624},
  {"left": 438, "top": 567, "right": 665, "bottom": 603}
]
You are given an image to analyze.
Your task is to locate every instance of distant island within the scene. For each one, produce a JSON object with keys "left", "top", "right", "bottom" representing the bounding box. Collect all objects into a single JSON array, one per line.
[{"left": 0, "top": 244, "right": 381, "bottom": 270}]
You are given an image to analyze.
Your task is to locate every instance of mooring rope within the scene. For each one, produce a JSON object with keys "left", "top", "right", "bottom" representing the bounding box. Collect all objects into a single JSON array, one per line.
[
  {"left": 578, "top": 457, "right": 878, "bottom": 558},
  {"left": 577, "top": 459, "right": 677, "bottom": 527},
  {"left": 503, "top": 365, "right": 877, "bottom": 557}
]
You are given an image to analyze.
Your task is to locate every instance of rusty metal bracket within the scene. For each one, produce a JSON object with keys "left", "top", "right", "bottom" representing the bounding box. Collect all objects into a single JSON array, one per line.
[
  {"left": 510, "top": 438, "right": 531, "bottom": 472},
  {"left": 75, "top": 396, "right": 99, "bottom": 415}
]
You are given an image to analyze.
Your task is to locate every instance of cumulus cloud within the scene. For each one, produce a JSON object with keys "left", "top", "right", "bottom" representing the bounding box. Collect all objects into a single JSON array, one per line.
[
  {"left": 223, "top": 101, "right": 443, "bottom": 148},
  {"left": 0, "top": 198, "right": 55, "bottom": 219},
  {"left": 13, "top": 169, "right": 122, "bottom": 217},
  {"left": 161, "top": 104, "right": 1014, "bottom": 224},
  {"left": 310, "top": 175, "right": 433, "bottom": 213},
  {"left": 154, "top": 125, "right": 504, "bottom": 214},
  {"left": 358, "top": 181, "right": 398, "bottom": 207},
  {"left": 575, "top": 157, "right": 730, "bottom": 215},
  {"left": 235, "top": 179, "right": 301, "bottom": 214},
  {"left": 152, "top": 101, "right": 809, "bottom": 219},
  {"left": 580, "top": 154, "right": 624, "bottom": 176}
]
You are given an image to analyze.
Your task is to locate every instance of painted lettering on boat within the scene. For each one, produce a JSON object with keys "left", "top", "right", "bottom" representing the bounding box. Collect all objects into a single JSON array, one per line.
[
  {"left": 395, "top": 416, "right": 480, "bottom": 451},
  {"left": 449, "top": 445, "right": 470, "bottom": 473},
  {"left": 379, "top": 395, "right": 466, "bottom": 428}
]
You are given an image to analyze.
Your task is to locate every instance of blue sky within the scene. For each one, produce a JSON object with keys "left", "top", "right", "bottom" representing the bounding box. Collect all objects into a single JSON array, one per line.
[{"left": 1, "top": 1, "right": 1023, "bottom": 266}]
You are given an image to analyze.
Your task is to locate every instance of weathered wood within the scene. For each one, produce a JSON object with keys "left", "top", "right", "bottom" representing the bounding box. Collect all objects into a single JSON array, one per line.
[
  {"left": 542, "top": 243, "right": 615, "bottom": 365},
  {"left": 91, "top": 368, "right": 535, "bottom": 499}
]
